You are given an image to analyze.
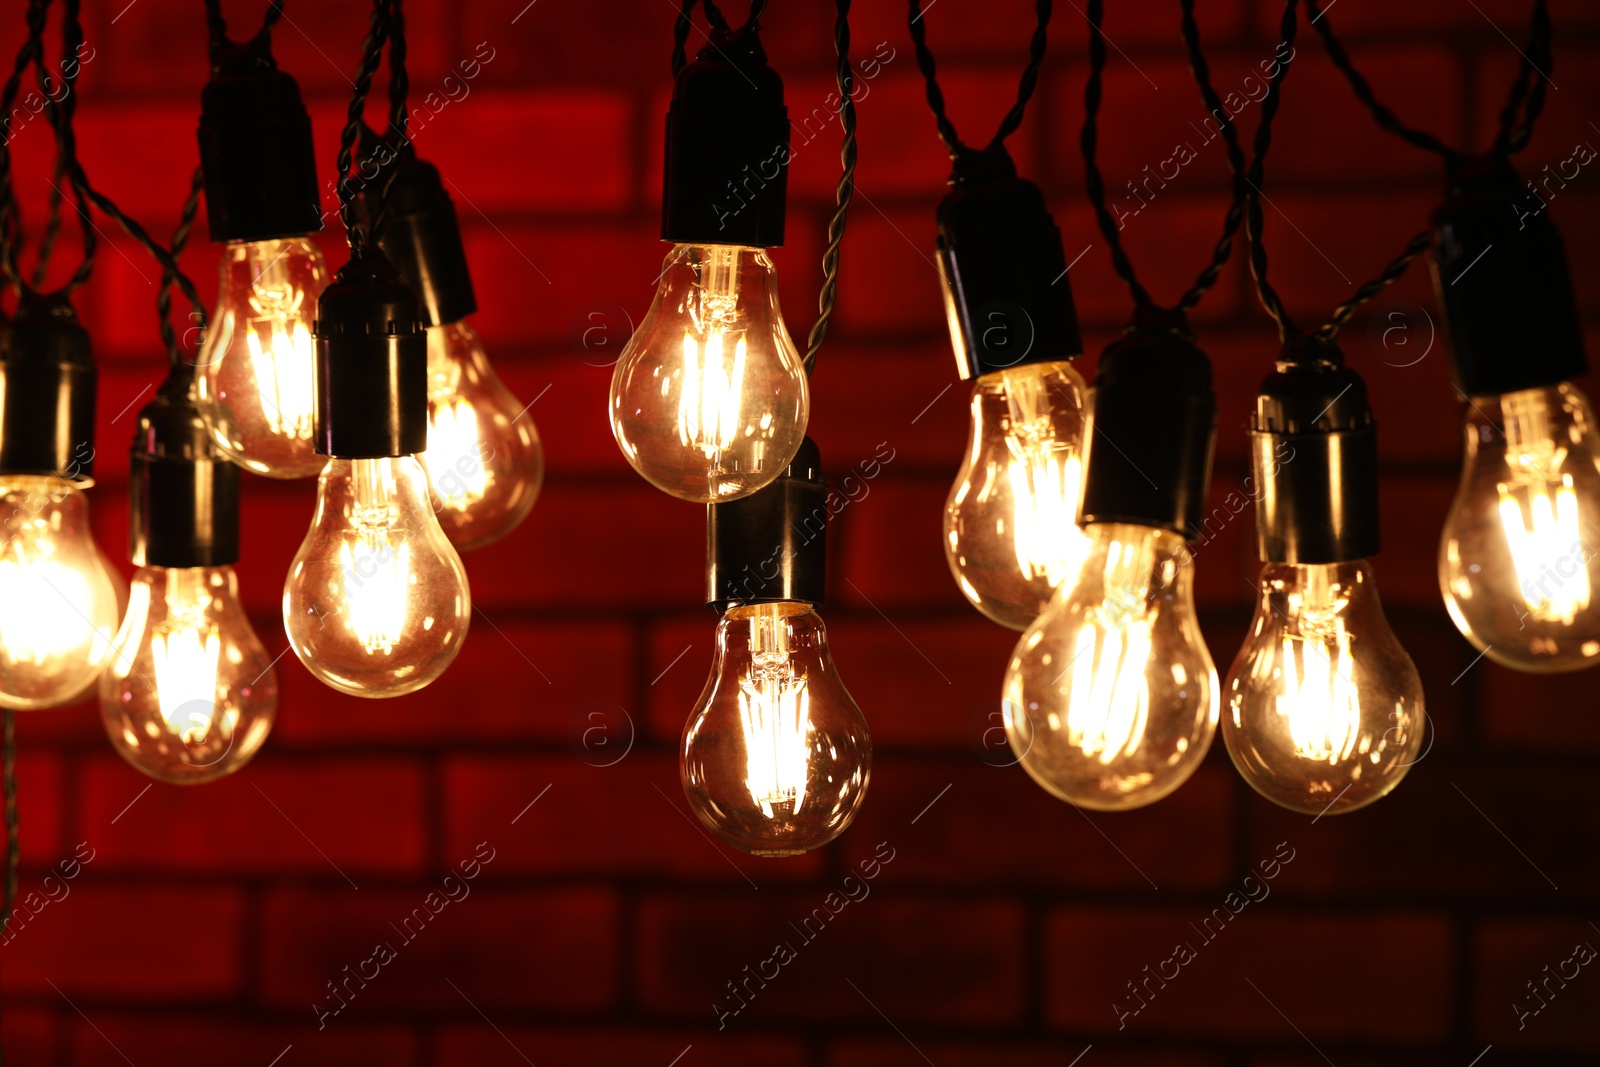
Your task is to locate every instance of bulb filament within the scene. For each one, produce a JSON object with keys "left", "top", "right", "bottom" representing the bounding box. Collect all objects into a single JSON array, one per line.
[
  {"left": 738, "top": 605, "right": 813, "bottom": 816},
  {"left": 0, "top": 510, "right": 103, "bottom": 667},
  {"left": 1000, "top": 369, "right": 1087, "bottom": 586},
  {"left": 1060, "top": 534, "right": 1157, "bottom": 763},
  {"left": 427, "top": 397, "right": 491, "bottom": 508},
  {"left": 245, "top": 257, "right": 316, "bottom": 440},
  {"left": 339, "top": 460, "right": 411, "bottom": 655}
]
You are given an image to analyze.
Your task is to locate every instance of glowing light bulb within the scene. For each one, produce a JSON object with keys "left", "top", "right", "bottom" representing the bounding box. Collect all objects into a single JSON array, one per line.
[
  {"left": 100, "top": 566, "right": 275, "bottom": 783},
  {"left": 1439, "top": 382, "right": 1600, "bottom": 671},
  {"left": 610, "top": 244, "right": 808, "bottom": 503},
  {"left": 1223, "top": 561, "right": 1424, "bottom": 815},
  {"left": 0, "top": 476, "right": 124, "bottom": 710},
  {"left": 682, "top": 601, "right": 870, "bottom": 856},
  {"left": 196, "top": 238, "right": 328, "bottom": 479},
  {"left": 419, "top": 321, "right": 543, "bottom": 551},
  {"left": 945, "top": 360, "right": 1091, "bottom": 630},
  {"left": 283, "top": 456, "right": 470, "bottom": 697},
  {"left": 1003, "top": 522, "right": 1217, "bottom": 811}
]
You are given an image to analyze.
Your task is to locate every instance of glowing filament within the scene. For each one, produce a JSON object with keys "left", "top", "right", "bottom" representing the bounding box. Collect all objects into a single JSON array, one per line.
[
  {"left": 1276, "top": 631, "right": 1362, "bottom": 763},
  {"left": 339, "top": 459, "right": 411, "bottom": 655},
  {"left": 1061, "top": 535, "right": 1156, "bottom": 763},
  {"left": 1006, "top": 447, "right": 1085, "bottom": 585},
  {"left": 1499, "top": 473, "right": 1590, "bottom": 624},
  {"left": 426, "top": 397, "right": 490, "bottom": 507},
  {"left": 245, "top": 317, "right": 316, "bottom": 440},
  {"left": 737, "top": 609, "right": 813, "bottom": 816},
  {"left": 151, "top": 623, "right": 222, "bottom": 743},
  {"left": 0, "top": 551, "right": 98, "bottom": 665},
  {"left": 677, "top": 328, "right": 747, "bottom": 457}
]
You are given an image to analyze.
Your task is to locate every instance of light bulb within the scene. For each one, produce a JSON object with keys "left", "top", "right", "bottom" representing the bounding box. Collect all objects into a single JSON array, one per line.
[
  {"left": 1223, "top": 561, "right": 1424, "bottom": 815},
  {"left": 610, "top": 244, "right": 808, "bottom": 503},
  {"left": 945, "top": 360, "right": 1091, "bottom": 631},
  {"left": 0, "top": 476, "right": 124, "bottom": 709},
  {"left": 1439, "top": 382, "right": 1600, "bottom": 671},
  {"left": 419, "top": 321, "right": 543, "bottom": 551},
  {"left": 283, "top": 456, "right": 470, "bottom": 697},
  {"left": 1003, "top": 522, "right": 1217, "bottom": 811},
  {"left": 100, "top": 566, "right": 275, "bottom": 783},
  {"left": 196, "top": 237, "right": 329, "bottom": 479},
  {"left": 682, "top": 601, "right": 871, "bottom": 856}
]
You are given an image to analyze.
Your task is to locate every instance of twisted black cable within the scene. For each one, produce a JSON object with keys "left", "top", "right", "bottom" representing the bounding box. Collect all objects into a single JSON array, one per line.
[
  {"left": 205, "top": 0, "right": 285, "bottom": 65},
  {"left": 804, "top": 0, "right": 857, "bottom": 376},
  {"left": 158, "top": 166, "right": 207, "bottom": 377},
  {"left": 1175, "top": 0, "right": 1255, "bottom": 311},
  {"left": 1080, "top": 0, "right": 1154, "bottom": 311},
  {"left": 0, "top": 0, "right": 52, "bottom": 294},
  {"left": 335, "top": 0, "right": 394, "bottom": 256},
  {"left": 31, "top": 0, "right": 92, "bottom": 295},
  {"left": 1496, "top": 0, "right": 1551, "bottom": 155},
  {"left": 1242, "top": 0, "right": 1301, "bottom": 340},
  {"left": 1316, "top": 230, "right": 1431, "bottom": 342},
  {"left": 908, "top": 0, "right": 1051, "bottom": 166},
  {"left": 672, "top": 0, "right": 699, "bottom": 76},
  {"left": 363, "top": 0, "right": 410, "bottom": 243}
]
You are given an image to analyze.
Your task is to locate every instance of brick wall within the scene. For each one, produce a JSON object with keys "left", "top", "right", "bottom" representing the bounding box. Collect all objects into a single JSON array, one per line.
[{"left": 4, "top": 0, "right": 1600, "bottom": 1064}]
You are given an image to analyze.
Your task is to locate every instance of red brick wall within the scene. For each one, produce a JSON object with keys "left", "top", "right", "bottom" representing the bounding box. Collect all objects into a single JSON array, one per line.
[{"left": 4, "top": 0, "right": 1600, "bottom": 1063}]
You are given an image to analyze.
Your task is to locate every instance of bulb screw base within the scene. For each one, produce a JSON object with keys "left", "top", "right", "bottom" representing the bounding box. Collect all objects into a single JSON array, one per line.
[
  {"left": 0, "top": 297, "right": 96, "bottom": 482},
  {"left": 936, "top": 148, "right": 1083, "bottom": 379},
  {"left": 198, "top": 48, "right": 323, "bottom": 244},
  {"left": 707, "top": 437, "right": 827, "bottom": 611},
  {"left": 661, "top": 30, "right": 789, "bottom": 248},
  {"left": 130, "top": 381, "right": 241, "bottom": 568},
  {"left": 1079, "top": 324, "right": 1216, "bottom": 537},
  {"left": 1431, "top": 156, "right": 1587, "bottom": 398},
  {"left": 359, "top": 138, "right": 478, "bottom": 328},
  {"left": 1250, "top": 338, "right": 1380, "bottom": 565},
  {"left": 313, "top": 254, "right": 427, "bottom": 459}
]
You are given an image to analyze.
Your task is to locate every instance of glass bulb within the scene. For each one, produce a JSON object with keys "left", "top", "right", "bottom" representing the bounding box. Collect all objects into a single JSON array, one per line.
[
  {"left": 1222, "top": 561, "right": 1424, "bottom": 815},
  {"left": 283, "top": 456, "right": 470, "bottom": 697},
  {"left": 100, "top": 566, "right": 276, "bottom": 783},
  {"left": 681, "top": 601, "right": 871, "bottom": 856},
  {"left": 419, "top": 320, "right": 544, "bottom": 551},
  {"left": 945, "top": 360, "right": 1092, "bottom": 631},
  {"left": 1002, "top": 523, "right": 1217, "bottom": 811},
  {"left": 609, "top": 244, "right": 808, "bottom": 503},
  {"left": 196, "top": 237, "right": 329, "bottom": 479},
  {"left": 0, "top": 476, "right": 124, "bottom": 709},
  {"left": 1440, "top": 382, "right": 1600, "bottom": 671}
]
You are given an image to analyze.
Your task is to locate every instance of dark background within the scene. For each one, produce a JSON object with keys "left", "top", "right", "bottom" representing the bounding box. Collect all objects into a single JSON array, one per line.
[{"left": 4, "top": 0, "right": 1600, "bottom": 1063}]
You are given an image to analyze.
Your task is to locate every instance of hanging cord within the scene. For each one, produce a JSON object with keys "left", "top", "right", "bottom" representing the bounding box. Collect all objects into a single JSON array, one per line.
[
  {"left": 1304, "top": 0, "right": 1550, "bottom": 163},
  {"left": 1243, "top": 0, "right": 1429, "bottom": 345},
  {"left": 671, "top": 0, "right": 769, "bottom": 76},
  {"left": 907, "top": 0, "right": 1051, "bottom": 170},
  {"left": 0, "top": 0, "right": 52, "bottom": 299},
  {"left": 334, "top": 0, "right": 405, "bottom": 257},
  {"left": 1080, "top": 0, "right": 1153, "bottom": 313},
  {"left": 157, "top": 167, "right": 207, "bottom": 378},
  {"left": 802, "top": 0, "right": 856, "bottom": 376},
  {"left": 204, "top": 0, "right": 285, "bottom": 67},
  {"left": 1241, "top": 0, "right": 1302, "bottom": 340},
  {"left": 27, "top": 0, "right": 93, "bottom": 298}
]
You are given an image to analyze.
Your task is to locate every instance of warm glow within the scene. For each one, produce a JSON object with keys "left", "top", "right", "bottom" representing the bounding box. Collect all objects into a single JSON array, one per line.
[
  {"left": 737, "top": 604, "right": 814, "bottom": 816},
  {"left": 244, "top": 306, "right": 316, "bottom": 441},
  {"left": 426, "top": 396, "right": 490, "bottom": 507},
  {"left": 1060, "top": 533, "right": 1157, "bottom": 762},
  {"left": 1002, "top": 369, "right": 1088, "bottom": 587},
  {"left": 338, "top": 459, "right": 412, "bottom": 656},
  {"left": 1499, "top": 473, "right": 1590, "bottom": 624},
  {"left": 0, "top": 552, "right": 100, "bottom": 665},
  {"left": 677, "top": 327, "right": 747, "bottom": 457},
  {"left": 1275, "top": 630, "right": 1362, "bottom": 764},
  {"left": 151, "top": 620, "right": 223, "bottom": 743}
]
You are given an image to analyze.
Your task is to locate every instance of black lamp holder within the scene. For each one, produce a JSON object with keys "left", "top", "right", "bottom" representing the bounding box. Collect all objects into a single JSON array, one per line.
[
  {"left": 707, "top": 437, "right": 828, "bottom": 612},
  {"left": 129, "top": 379, "right": 241, "bottom": 568},
  {"left": 0, "top": 297, "right": 96, "bottom": 484}
]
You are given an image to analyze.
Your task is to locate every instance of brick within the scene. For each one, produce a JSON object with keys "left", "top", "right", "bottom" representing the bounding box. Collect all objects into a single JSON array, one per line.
[
  {"left": 1045, "top": 906, "right": 1454, "bottom": 1039},
  {"left": 807, "top": 343, "right": 970, "bottom": 471},
  {"left": 1375, "top": 474, "right": 1457, "bottom": 611},
  {"left": 636, "top": 889, "right": 1026, "bottom": 1026},
  {"left": 831, "top": 1044, "right": 1227, "bottom": 1067},
  {"left": 258, "top": 887, "right": 619, "bottom": 1013},
  {"left": 839, "top": 760, "right": 1236, "bottom": 891},
  {"left": 834, "top": 476, "right": 970, "bottom": 610},
  {"left": 830, "top": 206, "right": 947, "bottom": 337},
  {"left": 78, "top": 755, "right": 427, "bottom": 876},
  {"left": 1249, "top": 764, "right": 1600, "bottom": 899},
  {"left": 275, "top": 2, "right": 448, "bottom": 95},
  {"left": 15, "top": 750, "right": 63, "bottom": 866},
  {"left": 0, "top": 1007, "right": 56, "bottom": 1067},
  {"left": 412, "top": 91, "right": 633, "bottom": 213},
  {"left": 1484, "top": 662, "right": 1600, "bottom": 752},
  {"left": 276, "top": 619, "right": 633, "bottom": 745},
  {"left": 70, "top": 1017, "right": 418, "bottom": 1067},
  {"left": 11, "top": 692, "right": 104, "bottom": 745},
  {"left": 1, "top": 885, "right": 242, "bottom": 999},
  {"left": 1472, "top": 918, "right": 1600, "bottom": 1050},
  {"left": 438, "top": 1026, "right": 807, "bottom": 1067},
  {"left": 82, "top": 238, "right": 220, "bottom": 362},
  {"left": 442, "top": 754, "right": 824, "bottom": 883},
  {"left": 73, "top": 104, "right": 213, "bottom": 221}
]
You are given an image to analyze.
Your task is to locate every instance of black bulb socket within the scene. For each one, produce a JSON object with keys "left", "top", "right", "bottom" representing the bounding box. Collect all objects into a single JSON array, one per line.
[
  {"left": 1250, "top": 338, "right": 1380, "bottom": 564},
  {"left": 1431, "top": 155, "right": 1587, "bottom": 398},
  {"left": 661, "top": 30, "right": 789, "bottom": 248},
  {"left": 360, "top": 148, "right": 478, "bottom": 328},
  {"left": 198, "top": 48, "right": 323, "bottom": 244},
  {"left": 1078, "top": 319, "right": 1216, "bottom": 537},
  {"left": 936, "top": 147, "right": 1083, "bottom": 379},
  {"left": 313, "top": 254, "right": 427, "bottom": 459},
  {"left": 707, "top": 437, "right": 828, "bottom": 612},
  {"left": 130, "top": 382, "right": 241, "bottom": 568},
  {"left": 0, "top": 296, "right": 96, "bottom": 482}
]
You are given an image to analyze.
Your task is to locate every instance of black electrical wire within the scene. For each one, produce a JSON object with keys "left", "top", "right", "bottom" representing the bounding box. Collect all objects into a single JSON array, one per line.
[
  {"left": 1243, "top": 0, "right": 1430, "bottom": 346},
  {"left": 27, "top": 0, "right": 93, "bottom": 299},
  {"left": 205, "top": 0, "right": 286, "bottom": 67},
  {"left": 907, "top": 0, "right": 1051, "bottom": 171},
  {"left": 158, "top": 166, "right": 207, "bottom": 376},
  {"left": 802, "top": 0, "right": 856, "bottom": 376},
  {"left": 334, "top": 0, "right": 406, "bottom": 257},
  {"left": 1304, "top": 0, "right": 1551, "bottom": 163}
]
